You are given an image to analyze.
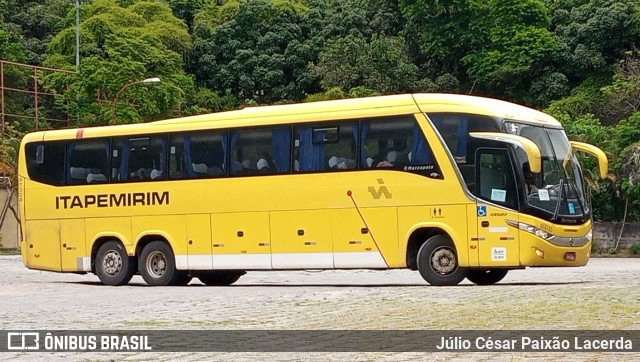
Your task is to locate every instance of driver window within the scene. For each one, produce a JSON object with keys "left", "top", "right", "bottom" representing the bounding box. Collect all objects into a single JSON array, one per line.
[{"left": 476, "top": 148, "right": 517, "bottom": 209}]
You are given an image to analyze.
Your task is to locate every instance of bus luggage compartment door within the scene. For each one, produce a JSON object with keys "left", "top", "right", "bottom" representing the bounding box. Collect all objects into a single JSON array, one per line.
[
  {"left": 25, "top": 220, "right": 62, "bottom": 271},
  {"left": 60, "top": 219, "right": 87, "bottom": 271}
]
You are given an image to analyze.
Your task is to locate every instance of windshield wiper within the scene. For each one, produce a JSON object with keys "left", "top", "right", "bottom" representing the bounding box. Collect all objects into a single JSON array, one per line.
[{"left": 551, "top": 179, "right": 564, "bottom": 221}]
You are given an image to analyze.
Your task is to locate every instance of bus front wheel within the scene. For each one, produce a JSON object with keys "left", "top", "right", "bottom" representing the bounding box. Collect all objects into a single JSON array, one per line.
[
  {"left": 417, "top": 235, "right": 468, "bottom": 286},
  {"left": 466, "top": 269, "right": 508, "bottom": 285},
  {"left": 139, "top": 241, "right": 181, "bottom": 286},
  {"left": 198, "top": 271, "right": 244, "bottom": 286},
  {"left": 95, "top": 241, "right": 136, "bottom": 286}
]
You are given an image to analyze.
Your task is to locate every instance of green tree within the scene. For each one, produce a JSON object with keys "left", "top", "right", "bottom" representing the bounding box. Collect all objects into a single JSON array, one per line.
[
  {"left": 601, "top": 54, "right": 640, "bottom": 122},
  {"left": 0, "top": 0, "right": 71, "bottom": 64},
  {"left": 399, "top": 0, "right": 489, "bottom": 82},
  {"left": 165, "top": 0, "right": 211, "bottom": 30},
  {"left": 463, "top": 0, "right": 558, "bottom": 103},
  {"left": 191, "top": 0, "right": 314, "bottom": 104},
  {"left": 547, "top": 0, "right": 640, "bottom": 76},
  {"left": 43, "top": 0, "right": 194, "bottom": 125},
  {"left": 312, "top": 34, "right": 420, "bottom": 93}
]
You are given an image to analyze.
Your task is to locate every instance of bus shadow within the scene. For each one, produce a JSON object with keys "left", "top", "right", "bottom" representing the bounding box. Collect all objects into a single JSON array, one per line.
[
  {"left": 496, "top": 281, "right": 589, "bottom": 286},
  {"left": 64, "top": 281, "right": 589, "bottom": 287}
]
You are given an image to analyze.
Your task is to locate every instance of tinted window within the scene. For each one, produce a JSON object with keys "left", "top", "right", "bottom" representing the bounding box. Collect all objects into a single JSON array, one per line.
[
  {"left": 429, "top": 113, "right": 501, "bottom": 188},
  {"left": 112, "top": 136, "right": 166, "bottom": 182},
  {"left": 25, "top": 141, "right": 65, "bottom": 186},
  {"left": 170, "top": 132, "right": 226, "bottom": 179},
  {"left": 361, "top": 116, "right": 440, "bottom": 177},
  {"left": 66, "top": 139, "right": 110, "bottom": 184},
  {"left": 294, "top": 123, "right": 356, "bottom": 172},
  {"left": 231, "top": 127, "right": 291, "bottom": 175}
]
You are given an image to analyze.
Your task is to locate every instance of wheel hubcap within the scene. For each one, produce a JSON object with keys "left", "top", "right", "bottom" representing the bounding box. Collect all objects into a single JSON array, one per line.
[
  {"left": 102, "top": 250, "right": 122, "bottom": 276},
  {"left": 146, "top": 251, "right": 167, "bottom": 278},
  {"left": 431, "top": 247, "right": 457, "bottom": 275}
]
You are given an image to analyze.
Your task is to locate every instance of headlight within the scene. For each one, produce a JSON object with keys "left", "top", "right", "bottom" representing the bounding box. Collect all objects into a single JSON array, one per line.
[
  {"left": 507, "top": 220, "right": 555, "bottom": 240},
  {"left": 534, "top": 229, "right": 550, "bottom": 240},
  {"left": 585, "top": 229, "right": 593, "bottom": 242}
]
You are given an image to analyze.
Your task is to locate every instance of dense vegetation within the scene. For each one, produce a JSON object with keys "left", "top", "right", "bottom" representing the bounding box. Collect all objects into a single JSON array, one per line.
[{"left": 1, "top": 0, "right": 640, "bottom": 221}]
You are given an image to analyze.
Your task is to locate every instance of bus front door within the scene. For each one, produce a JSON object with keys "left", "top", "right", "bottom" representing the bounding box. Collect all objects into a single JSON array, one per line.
[{"left": 474, "top": 148, "right": 520, "bottom": 267}]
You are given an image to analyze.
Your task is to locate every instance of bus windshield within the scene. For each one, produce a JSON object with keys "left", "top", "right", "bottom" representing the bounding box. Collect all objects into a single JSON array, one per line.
[{"left": 505, "top": 122, "right": 589, "bottom": 220}]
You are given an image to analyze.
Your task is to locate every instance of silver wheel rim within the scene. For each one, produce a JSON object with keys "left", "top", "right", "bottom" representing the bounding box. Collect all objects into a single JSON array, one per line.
[
  {"left": 102, "top": 250, "right": 123, "bottom": 276},
  {"left": 430, "top": 246, "right": 457, "bottom": 275},
  {"left": 146, "top": 251, "right": 167, "bottom": 278}
]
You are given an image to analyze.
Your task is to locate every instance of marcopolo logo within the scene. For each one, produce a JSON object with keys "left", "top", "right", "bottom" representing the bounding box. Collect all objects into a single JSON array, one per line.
[{"left": 368, "top": 179, "right": 392, "bottom": 200}]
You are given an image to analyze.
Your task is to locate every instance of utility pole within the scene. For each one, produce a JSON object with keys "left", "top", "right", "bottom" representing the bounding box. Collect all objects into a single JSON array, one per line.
[
  {"left": 75, "top": 0, "right": 80, "bottom": 126},
  {"left": 75, "top": 0, "right": 80, "bottom": 71}
]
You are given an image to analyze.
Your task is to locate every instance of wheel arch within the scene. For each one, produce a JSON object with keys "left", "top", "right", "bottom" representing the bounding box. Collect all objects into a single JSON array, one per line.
[
  {"left": 406, "top": 227, "right": 446, "bottom": 270},
  {"left": 90, "top": 235, "right": 129, "bottom": 273},
  {"left": 405, "top": 223, "right": 468, "bottom": 270},
  {"left": 135, "top": 233, "right": 173, "bottom": 258}
]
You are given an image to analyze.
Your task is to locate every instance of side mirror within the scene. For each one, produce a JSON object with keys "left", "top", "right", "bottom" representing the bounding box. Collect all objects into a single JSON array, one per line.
[{"left": 570, "top": 141, "right": 608, "bottom": 179}]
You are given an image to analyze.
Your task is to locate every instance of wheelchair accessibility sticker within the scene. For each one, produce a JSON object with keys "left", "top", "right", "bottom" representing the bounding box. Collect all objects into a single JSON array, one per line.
[{"left": 477, "top": 206, "right": 487, "bottom": 217}]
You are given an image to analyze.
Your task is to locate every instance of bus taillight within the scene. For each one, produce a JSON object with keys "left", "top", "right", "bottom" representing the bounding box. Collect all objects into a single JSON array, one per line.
[{"left": 564, "top": 252, "right": 576, "bottom": 261}]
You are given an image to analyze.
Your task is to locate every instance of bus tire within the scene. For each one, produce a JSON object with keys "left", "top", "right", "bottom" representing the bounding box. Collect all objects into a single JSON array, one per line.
[
  {"left": 417, "top": 235, "right": 467, "bottom": 286},
  {"left": 466, "top": 269, "right": 508, "bottom": 285},
  {"left": 95, "top": 241, "right": 136, "bottom": 286},
  {"left": 139, "top": 241, "right": 180, "bottom": 286},
  {"left": 198, "top": 271, "right": 244, "bottom": 286}
]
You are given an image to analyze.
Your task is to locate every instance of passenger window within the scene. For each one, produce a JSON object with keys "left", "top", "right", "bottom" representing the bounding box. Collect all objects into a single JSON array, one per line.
[
  {"left": 231, "top": 127, "right": 291, "bottom": 175},
  {"left": 294, "top": 123, "right": 356, "bottom": 172},
  {"left": 112, "top": 136, "right": 166, "bottom": 182},
  {"left": 66, "top": 139, "right": 109, "bottom": 184},
  {"left": 25, "top": 141, "right": 65, "bottom": 186},
  {"left": 361, "top": 116, "right": 440, "bottom": 177},
  {"left": 168, "top": 135, "right": 186, "bottom": 179},
  {"left": 171, "top": 132, "right": 226, "bottom": 179}
]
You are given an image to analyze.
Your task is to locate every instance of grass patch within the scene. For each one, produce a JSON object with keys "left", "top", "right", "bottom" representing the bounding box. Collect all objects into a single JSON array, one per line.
[
  {"left": 123, "top": 320, "right": 166, "bottom": 327},
  {"left": 0, "top": 248, "right": 20, "bottom": 255},
  {"left": 591, "top": 248, "right": 640, "bottom": 257}
]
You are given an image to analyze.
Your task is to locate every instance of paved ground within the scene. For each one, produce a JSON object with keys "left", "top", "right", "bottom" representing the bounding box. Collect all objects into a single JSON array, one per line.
[{"left": 0, "top": 255, "right": 638, "bottom": 361}]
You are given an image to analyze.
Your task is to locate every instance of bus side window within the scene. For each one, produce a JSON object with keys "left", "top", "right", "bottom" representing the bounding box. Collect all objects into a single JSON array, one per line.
[
  {"left": 232, "top": 127, "right": 291, "bottom": 175},
  {"left": 25, "top": 142, "right": 65, "bottom": 186},
  {"left": 361, "top": 116, "right": 438, "bottom": 176},
  {"left": 324, "top": 124, "right": 356, "bottom": 171},
  {"left": 294, "top": 126, "right": 324, "bottom": 172},
  {"left": 186, "top": 132, "right": 226, "bottom": 178},
  {"left": 294, "top": 124, "right": 354, "bottom": 172},
  {"left": 113, "top": 136, "right": 166, "bottom": 182},
  {"left": 169, "top": 135, "right": 186, "bottom": 179},
  {"left": 66, "top": 139, "right": 109, "bottom": 184}
]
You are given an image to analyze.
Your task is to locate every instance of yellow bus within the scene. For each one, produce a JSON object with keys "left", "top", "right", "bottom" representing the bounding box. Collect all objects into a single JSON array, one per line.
[{"left": 18, "top": 93, "right": 608, "bottom": 286}]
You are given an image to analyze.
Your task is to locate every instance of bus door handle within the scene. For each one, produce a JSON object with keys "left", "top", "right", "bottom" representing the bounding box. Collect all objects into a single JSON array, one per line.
[{"left": 481, "top": 221, "right": 490, "bottom": 227}]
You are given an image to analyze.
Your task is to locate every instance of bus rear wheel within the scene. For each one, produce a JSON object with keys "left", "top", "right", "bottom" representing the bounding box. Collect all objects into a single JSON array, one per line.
[
  {"left": 139, "top": 241, "right": 181, "bottom": 286},
  {"left": 466, "top": 269, "right": 508, "bottom": 285},
  {"left": 198, "top": 271, "right": 244, "bottom": 286},
  {"left": 417, "top": 235, "right": 468, "bottom": 286},
  {"left": 95, "top": 241, "right": 136, "bottom": 286}
]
